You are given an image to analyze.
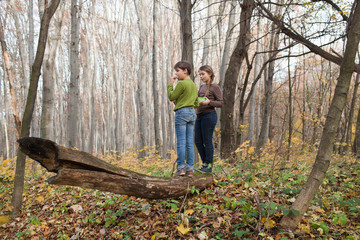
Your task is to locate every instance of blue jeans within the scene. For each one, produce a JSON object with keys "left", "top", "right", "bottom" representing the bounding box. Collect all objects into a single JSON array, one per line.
[
  {"left": 194, "top": 111, "right": 217, "bottom": 166},
  {"left": 175, "top": 108, "right": 196, "bottom": 171}
]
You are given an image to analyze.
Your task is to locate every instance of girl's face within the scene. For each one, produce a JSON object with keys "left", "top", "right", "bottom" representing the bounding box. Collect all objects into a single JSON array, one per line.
[
  {"left": 175, "top": 68, "right": 188, "bottom": 80},
  {"left": 198, "top": 70, "right": 211, "bottom": 83}
]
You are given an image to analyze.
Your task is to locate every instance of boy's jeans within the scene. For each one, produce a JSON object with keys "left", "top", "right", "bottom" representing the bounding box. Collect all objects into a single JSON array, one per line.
[
  {"left": 175, "top": 108, "right": 196, "bottom": 171},
  {"left": 194, "top": 111, "right": 217, "bottom": 166}
]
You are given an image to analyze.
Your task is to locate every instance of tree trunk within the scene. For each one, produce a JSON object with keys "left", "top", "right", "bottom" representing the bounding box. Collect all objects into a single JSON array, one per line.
[
  {"left": 18, "top": 137, "right": 213, "bottom": 199},
  {"left": 134, "top": 0, "right": 148, "bottom": 157},
  {"left": 201, "top": 0, "right": 212, "bottom": 65},
  {"left": 41, "top": 2, "right": 65, "bottom": 140},
  {"left": 0, "top": 18, "right": 21, "bottom": 137},
  {"left": 287, "top": 47, "right": 293, "bottom": 161},
  {"left": 248, "top": 21, "right": 261, "bottom": 146},
  {"left": 280, "top": 1, "right": 360, "bottom": 229},
  {"left": 68, "top": 0, "right": 80, "bottom": 148},
  {"left": 219, "top": 1, "right": 236, "bottom": 89},
  {"left": 220, "top": 0, "right": 254, "bottom": 159},
  {"left": 344, "top": 73, "right": 359, "bottom": 152},
  {"left": 256, "top": 25, "right": 280, "bottom": 155},
  {"left": 179, "top": 0, "right": 194, "bottom": 78},
  {"left": 152, "top": 0, "right": 161, "bottom": 154},
  {"left": 11, "top": 0, "right": 61, "bottom": 213}
]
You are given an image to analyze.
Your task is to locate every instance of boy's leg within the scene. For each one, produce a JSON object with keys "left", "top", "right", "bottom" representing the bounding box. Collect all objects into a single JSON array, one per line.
[
  {"left": 175, "top": 110, "right": 187, "bottom": 171},
  {"left": 185, "top": 110, "right": 196, "bottom": 171}
]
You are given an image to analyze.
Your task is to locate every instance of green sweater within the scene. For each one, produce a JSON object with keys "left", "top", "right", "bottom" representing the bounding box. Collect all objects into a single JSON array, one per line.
[{"left": 167, "top": 78, "right": 199, "bottom": 111}]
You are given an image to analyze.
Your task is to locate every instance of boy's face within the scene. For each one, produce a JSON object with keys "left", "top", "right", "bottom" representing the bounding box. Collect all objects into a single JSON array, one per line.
[{"left": 174, "top": 67, "right": 188, "bottom": 80}]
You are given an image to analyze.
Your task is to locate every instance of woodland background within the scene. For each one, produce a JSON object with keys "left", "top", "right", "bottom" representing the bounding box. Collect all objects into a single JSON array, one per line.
[
  {"left": 1, "top": 0, "right": 358, "bottom": 159},
  {"left": 1, "top": 0, "right": 360, "bottom": 239}
]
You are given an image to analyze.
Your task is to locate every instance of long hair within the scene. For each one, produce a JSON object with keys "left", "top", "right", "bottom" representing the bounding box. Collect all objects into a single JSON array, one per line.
[{"left": 199, "top": 65, "right": 215, "bottom": 97}]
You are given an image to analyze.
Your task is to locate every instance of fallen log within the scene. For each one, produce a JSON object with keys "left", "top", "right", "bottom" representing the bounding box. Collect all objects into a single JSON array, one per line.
[{"left": 17, "top": 137, "right": 213, "bottom": 199}]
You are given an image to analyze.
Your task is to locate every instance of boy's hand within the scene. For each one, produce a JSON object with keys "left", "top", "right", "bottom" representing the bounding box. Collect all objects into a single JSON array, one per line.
[{"left": 169, "top": 76, "right": 177, "bottom": 84}]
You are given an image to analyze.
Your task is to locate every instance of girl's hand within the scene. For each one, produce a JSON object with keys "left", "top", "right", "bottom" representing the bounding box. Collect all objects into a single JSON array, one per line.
[{"left": 200, "top": 97, "right": 210, "bottom": 106}]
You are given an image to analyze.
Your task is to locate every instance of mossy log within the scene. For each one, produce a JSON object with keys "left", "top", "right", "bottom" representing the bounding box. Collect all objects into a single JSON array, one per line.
[{"left": 17, "top": 137, "right": 213, "bottom": 199}]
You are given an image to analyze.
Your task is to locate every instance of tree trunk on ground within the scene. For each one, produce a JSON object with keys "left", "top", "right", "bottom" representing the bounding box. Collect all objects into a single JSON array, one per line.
[
  {"left": 68, "top": 0, "right": 80, "bottom": 148},
  {"left": 11, "top": 0, "right": 61, "bottom": 213},
  {"left": 280, "top": 1, "right": 360, "bottom": 230},
  {"left": 220, "top": 0, "right": 255, "bottom": 159},
  {"left": 18, "top": 137, "right": 213, "bottom": 199}
]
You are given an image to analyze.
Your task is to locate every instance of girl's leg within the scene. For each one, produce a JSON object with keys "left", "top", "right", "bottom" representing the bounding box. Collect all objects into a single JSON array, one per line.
[
  {"left": 194, "top": 115, "right": 206, "bottom": 163},
  {"left": 201, "top": 111, "right": 217, "bottom": 166}
]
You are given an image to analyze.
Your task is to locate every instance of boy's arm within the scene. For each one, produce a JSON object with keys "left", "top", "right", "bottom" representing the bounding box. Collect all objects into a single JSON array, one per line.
[{"left": 167, "top": 82, "right": 184, "bottom": 101}]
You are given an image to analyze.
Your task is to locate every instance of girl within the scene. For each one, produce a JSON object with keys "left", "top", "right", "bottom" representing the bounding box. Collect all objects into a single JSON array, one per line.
[
  {"left": 195, "top": 65, "right": 223, "bottom": 173},
  {"left": 167, "top": 61, "right": 199, "bottom": 176}
]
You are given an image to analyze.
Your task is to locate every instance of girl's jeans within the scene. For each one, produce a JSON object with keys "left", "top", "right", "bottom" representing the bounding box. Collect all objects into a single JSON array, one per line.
[
  {"left": 194, "top": 111, "right": 217, "bottom": 166},
  {"left": 175, "top": 108, "right": 196, "bottom": 171}
]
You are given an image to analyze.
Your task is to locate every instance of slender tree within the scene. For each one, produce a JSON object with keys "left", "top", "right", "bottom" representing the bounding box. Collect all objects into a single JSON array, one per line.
[
  {"left": 220, "top": 0, "right": 255, "bottom": 159},
  {"left": 68, "top": 0, "right": 80, "bottom": 148},
  {"left": 152, "top": 0, "right": 161, "bottom": 154},
  {"left": 12, "top": 0, "right": 61, "bottom": 213},
  {"left": 280, "top": 0, "right": 360, "bottom": 229}
]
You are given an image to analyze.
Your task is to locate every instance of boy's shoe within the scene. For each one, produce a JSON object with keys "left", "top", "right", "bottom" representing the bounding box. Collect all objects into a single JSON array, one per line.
[
  {"left": 186, "top": 170, "right": 194, "bottom": 177},
  {"left": 176, "top": 168, "right": 186, "bottom": 176},
  {"left": 196, "top": 165, "right": 212, "bottom": 173}
]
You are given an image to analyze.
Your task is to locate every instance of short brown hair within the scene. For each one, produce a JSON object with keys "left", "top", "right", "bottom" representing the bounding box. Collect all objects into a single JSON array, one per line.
[{"left": 174, "top": 61, "right": 192, "bottom": 75}]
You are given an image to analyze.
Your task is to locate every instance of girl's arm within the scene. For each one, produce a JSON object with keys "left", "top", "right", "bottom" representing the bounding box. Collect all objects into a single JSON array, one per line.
[{"left": 209, "top": 85, "right": 223, "bottom": 107}]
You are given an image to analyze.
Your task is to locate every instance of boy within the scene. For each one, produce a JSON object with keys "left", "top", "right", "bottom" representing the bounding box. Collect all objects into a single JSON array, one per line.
[{"left": 167, "top": 61, "right": 198, "bottom": 176}]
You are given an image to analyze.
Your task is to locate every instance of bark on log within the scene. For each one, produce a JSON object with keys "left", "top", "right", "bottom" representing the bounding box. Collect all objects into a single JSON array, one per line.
[{"left": 17, "top": 137, "right": 213, "bottom": 199}]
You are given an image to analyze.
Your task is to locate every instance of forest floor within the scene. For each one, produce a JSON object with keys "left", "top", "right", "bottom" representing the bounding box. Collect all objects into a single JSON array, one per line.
[{"left": 0, "top": 144, "right": 359, "bottom": 239}]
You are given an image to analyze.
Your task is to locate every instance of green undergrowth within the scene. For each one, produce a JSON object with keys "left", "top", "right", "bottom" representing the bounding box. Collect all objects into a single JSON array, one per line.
[{"left": 0, "top": 146, "right": 359, "bottom": 239}]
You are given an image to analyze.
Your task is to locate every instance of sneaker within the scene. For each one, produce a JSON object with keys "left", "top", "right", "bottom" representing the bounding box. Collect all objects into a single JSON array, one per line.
[
  {"left": 186, "top": 170, "right": 194, "bottom": 177},
  {"left": 196, "top": 165, "right": 212, "bottom": 173},
  {"left": 176, "top": 168, "right": 186, "bottom": 176}
]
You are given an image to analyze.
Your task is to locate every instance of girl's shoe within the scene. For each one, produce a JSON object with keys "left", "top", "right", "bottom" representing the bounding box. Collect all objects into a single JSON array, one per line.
[{"left": 196, "top": 165, "right": 212, "bottom": 173}]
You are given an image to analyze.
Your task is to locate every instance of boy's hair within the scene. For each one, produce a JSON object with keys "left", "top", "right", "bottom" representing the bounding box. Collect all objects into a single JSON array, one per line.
[{"left": 174, "top": 61, "right": 192, "bottom": 75}]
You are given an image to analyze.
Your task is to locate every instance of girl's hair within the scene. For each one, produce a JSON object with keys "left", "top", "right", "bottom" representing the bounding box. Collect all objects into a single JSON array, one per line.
[
  {"left": 199, "top": 65, "right": 215, "bottom": 97},
  {"left": 174, "top": 61, "right": 192, "bottom": 75}
]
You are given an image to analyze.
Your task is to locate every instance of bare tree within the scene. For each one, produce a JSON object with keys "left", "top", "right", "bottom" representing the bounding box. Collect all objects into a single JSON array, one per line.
[
  {"left": 68, "top": 0, "right": 80, "bottom": 148},
  {"left": 0, "top": 18, "right": 21, "bottom": 137},
  {"left": 280, "top": 0, "right": 360, "bottom": 229},
  {"left": 153, "top": 0, "right": 161, "bottom": 154},
  {"left": 220, "top": 0, "right": 255, "bottom": 159},
  {"left": 12, "top": 0, "right": 61, "bottom": 213}
]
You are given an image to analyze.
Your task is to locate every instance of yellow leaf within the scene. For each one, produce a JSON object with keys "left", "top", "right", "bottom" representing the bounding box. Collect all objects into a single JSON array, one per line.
[
  {"left": 0, "top": 215, "right": 11, "bottom": 225},
  {"left": 177, "top": 223, "right": 190, "bottom": 235},
  {"left": 37, "top": 196, "right": 45, "bottom": 202},
  {"left": 247, "top": 147, "right": 255, "bottom": 154},
  {"left": 185, "top": 209, "right": 194, "bottom": 215},
  {"left": 315, "top": 207, "right": 325, "bottom": 213}
]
